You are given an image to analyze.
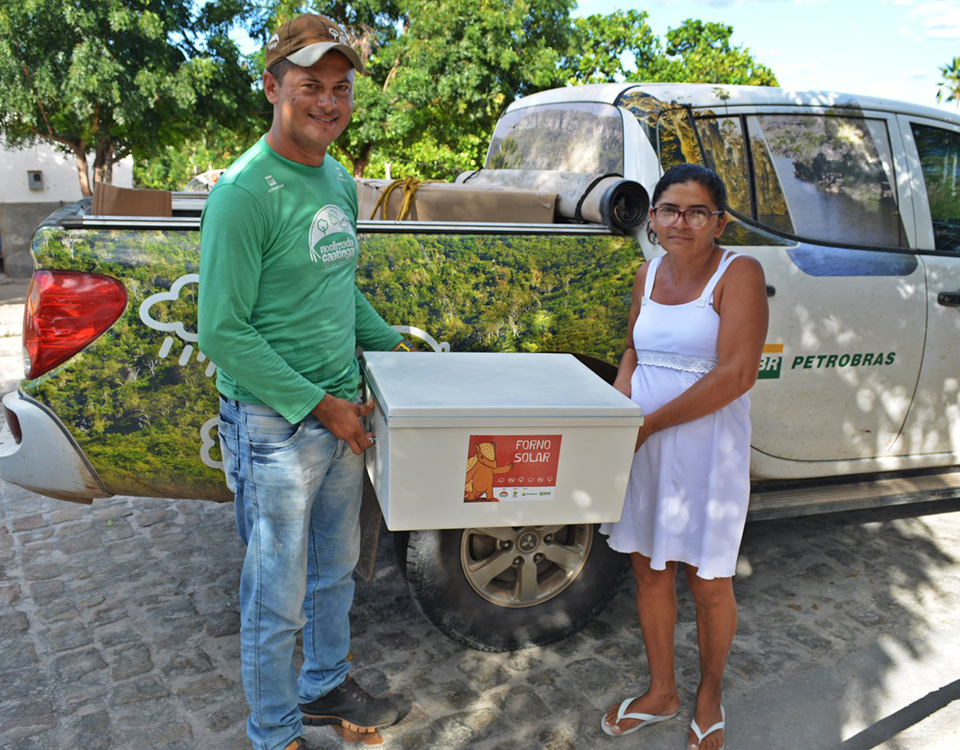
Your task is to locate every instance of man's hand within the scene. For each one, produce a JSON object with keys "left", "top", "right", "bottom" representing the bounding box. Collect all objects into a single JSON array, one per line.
[{"left": 311, "top": 394, "right": 376, "bottom": 455}]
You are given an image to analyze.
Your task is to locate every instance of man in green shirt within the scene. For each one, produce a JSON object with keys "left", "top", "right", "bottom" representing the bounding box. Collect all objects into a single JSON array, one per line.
[{"left": 198, "top": 14, "right": 402, "bottom": 750}]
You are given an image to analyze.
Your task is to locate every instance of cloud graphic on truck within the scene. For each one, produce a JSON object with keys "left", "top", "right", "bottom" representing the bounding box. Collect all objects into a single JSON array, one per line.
[
  {"left": 138, "top": 273, "right": 216, "bottom": 377},
  {"left": 200, "top": 417, "right": 224, "bottom": 472}
]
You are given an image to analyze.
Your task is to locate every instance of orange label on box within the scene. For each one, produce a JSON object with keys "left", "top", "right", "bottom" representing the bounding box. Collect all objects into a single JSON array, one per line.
[{"left": 463, "top": 435, "right": 562, "bottom": 503}]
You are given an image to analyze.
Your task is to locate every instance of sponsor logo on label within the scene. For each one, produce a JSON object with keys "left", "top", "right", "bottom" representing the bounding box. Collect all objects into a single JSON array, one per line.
[
  {"left": 790, "top": 352, "right": 897, "bottom": 370},
  {"left": 309, "top": 204, "right": 357, "bottom": 265},
  {"left": 758, "top": 344, "right": 783, "bottom": 380},
  {"left": 267, "top": 33, "right": 279, "bottom": 50}
]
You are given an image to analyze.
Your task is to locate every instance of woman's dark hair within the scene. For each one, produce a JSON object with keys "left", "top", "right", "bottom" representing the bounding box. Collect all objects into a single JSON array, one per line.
[
  {"left": 647, "top": 164, "right": 728, "bottom": 244},
  {"left": 651, "top": 164, "right": 728, "bottom": 212}
]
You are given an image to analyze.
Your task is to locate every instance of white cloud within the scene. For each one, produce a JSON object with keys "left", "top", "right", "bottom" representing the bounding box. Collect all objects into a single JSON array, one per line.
[
  {"left": 897, "top": 23, "right": 923, "bottom": 42},
  {"left": 912, "top": 1, "right": 960, "bottom": 39}
]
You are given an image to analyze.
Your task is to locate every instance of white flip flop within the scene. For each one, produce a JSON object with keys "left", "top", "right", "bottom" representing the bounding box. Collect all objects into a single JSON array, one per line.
[
  {"left": 689, "top": 704, "right": 725, "bottom": 750},
  {"left": 600, "top": 696, "right": 679, "bottom": 736}
]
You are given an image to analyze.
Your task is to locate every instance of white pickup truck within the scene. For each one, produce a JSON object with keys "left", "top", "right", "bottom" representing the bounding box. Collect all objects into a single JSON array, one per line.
[{"left": 2, "top": 82, "right": 959, "bottom": 651}]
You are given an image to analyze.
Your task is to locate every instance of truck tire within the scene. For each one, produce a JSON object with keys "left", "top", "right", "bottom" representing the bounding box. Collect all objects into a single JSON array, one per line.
[{"left": 399, "top": 524, "right": 629, "bottom": 651}]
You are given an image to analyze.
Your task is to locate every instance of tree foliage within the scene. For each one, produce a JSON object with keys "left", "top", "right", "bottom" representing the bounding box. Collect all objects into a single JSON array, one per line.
[
  {"left": 334, "top": 7, "right": 776, "bottom": 179},
  {"left": 938, "top": 56, "right": 960, "bottom": 107},
  {"left": 287, "top": 0, "right": 576, "bottom": 179},
  {"left": 0, "top": 0, "right": 260, "bottom": 196},
  {"left": 563, "top": 13, "right": 777, "bottom": 87},
  {"left": 86, "top": 1, "right": 780, "bottom": 188}
]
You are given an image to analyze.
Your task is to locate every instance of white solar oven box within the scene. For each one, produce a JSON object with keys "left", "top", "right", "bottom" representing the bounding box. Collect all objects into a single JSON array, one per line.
[{"left": 361, "top": 352, "right": 643, "bottom": 531}]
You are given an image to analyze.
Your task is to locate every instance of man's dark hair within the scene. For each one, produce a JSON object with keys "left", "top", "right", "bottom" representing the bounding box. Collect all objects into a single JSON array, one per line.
[
  {"left": 267, "top": 58, "right": 295, "bottom": 85},
  {"left": 651, "top": 164, "right": 728, "bottom": 212}
]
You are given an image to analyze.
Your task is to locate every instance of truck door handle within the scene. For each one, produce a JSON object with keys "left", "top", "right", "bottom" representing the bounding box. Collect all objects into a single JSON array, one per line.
[{"left": 938, "top": 291, "right": 960, "bottom": 307}]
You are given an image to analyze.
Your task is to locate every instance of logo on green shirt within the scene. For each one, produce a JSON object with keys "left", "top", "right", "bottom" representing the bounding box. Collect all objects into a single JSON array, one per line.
[{"left": 309, "top": 205, "right": 358, "bottom": 266}]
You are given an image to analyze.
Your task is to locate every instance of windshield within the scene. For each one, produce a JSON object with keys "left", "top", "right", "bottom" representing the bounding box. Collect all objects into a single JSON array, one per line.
[{"left": 486, "top": 102, "right": 624, "bottom": 174}]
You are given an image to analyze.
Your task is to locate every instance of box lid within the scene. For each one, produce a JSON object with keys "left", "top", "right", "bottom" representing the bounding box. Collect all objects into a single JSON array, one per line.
[{"left": 362, "top": 352, "right": 642, "bottom": 422}]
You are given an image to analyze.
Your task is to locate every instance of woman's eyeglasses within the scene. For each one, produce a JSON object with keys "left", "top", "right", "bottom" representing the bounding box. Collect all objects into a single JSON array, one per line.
[{"left": 651, "top": 206, "right": 723, "bottom": 229}]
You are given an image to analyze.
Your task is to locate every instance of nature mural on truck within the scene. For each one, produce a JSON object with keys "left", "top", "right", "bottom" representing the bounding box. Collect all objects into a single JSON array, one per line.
[{"left": 27, "top": 226, "right": 641, "bottom": 501}]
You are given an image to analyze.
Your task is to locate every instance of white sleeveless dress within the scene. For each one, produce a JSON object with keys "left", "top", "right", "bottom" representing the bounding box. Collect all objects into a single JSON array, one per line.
[{"left": 600, "top": 250, "right": 751, "bottom": 580}]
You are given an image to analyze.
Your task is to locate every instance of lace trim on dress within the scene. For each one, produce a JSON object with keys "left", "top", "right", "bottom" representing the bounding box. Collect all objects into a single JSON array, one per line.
[{"left": 637, "top": 349, "right": 717, "bottom": 374}]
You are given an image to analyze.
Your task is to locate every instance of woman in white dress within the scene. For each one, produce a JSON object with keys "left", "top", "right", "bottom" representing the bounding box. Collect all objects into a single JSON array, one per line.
[{"left": 599, "top": 165, "right": 768, "bottom": 750}]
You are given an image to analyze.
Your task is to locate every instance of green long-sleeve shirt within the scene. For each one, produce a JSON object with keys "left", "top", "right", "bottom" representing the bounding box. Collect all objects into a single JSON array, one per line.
[{"left": 198, "top": 137, "right": 402, "bottom": 424}]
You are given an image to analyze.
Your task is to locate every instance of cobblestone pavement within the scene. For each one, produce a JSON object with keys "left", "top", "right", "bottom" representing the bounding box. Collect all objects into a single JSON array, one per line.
[
  {"left": 3, "top": 482, "right": 960, "bottom": 750},
  {"left": 2, "top": 286, "right": 960, "bottom": 749}
]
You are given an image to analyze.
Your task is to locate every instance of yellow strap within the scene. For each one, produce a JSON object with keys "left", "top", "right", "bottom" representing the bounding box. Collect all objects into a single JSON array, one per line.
[{"left": 369, "top": 177, "right": 435, "bottom": 221}]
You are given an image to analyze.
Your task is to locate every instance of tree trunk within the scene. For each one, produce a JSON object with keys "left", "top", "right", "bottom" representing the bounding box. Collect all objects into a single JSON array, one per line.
[
  {"left": 73, "top": 144, "right": 92, "bottom": 198},
  {"left": 93, "top": 142, "right": 114, "bottom": 187},
  {"left": 352, "top": 143, "right": 372, "bottom": 178}
]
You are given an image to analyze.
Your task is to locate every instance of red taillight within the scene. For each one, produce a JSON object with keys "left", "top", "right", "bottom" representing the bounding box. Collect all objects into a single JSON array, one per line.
[{"left": 22, "top": 270, "right": 127, "bottom": 379}]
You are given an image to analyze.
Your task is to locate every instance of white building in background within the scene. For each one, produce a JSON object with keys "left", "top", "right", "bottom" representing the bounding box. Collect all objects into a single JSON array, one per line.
[{"left": 0, "top": 139, "right": 133, "bottom": 277}]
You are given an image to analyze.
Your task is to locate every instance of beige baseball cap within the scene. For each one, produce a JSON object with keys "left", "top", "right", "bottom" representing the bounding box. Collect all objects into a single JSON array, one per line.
[{"left": 265, "top": 14, "right": 364, "bottom": 74}]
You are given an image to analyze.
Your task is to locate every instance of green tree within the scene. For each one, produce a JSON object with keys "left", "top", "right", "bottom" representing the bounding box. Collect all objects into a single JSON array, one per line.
[
  {"left": 650, "top": 19, "right": 777, "bottom": 85},
  {"left": 133, "top": 126, "right": 257, "bottom": 190},
  {"left": 938, "top": 57, "right": 960, "bottom": 106},
  {"left": 563, "top": 12, "right": 777, "bottom": 87},
  {"left": 336, "top": 0, "right": 574, "bottom": 178},
  {"left": 135, "top": 4, "right": 778, "bottom": 186},
  {"left": 221, "top": 0, "right": 573, "bottom": 179},
  {"left": 0, "top": 0, "right": 259, "bottom": 196},
  {"left": 562, "top": 9, "right": 658, "bottom": 84}
]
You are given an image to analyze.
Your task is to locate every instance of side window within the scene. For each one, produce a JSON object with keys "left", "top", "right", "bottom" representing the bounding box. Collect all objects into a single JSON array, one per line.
[
  {"left": 694, "top": 117, "right": 752, "bottom": 219},
  {"left": 486, "top": 103, "right": 624, "bottom": 174},
  {"left": 911, "top": 123, "right": 960, "bottom": 252},
  {"left": 656, "top": 109, "right": 702, "bottom": 172},
  {"left": 748, "top": 128, "right": 794, "bottom": 234},
  {"left": 747, "top": 114, "right": 905, "bottom": 248}
]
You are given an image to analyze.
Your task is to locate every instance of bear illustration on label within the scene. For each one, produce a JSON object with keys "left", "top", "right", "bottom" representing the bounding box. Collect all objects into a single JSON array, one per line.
[{"left": 464, "top": 441, "right": 513, "bottom": 502}]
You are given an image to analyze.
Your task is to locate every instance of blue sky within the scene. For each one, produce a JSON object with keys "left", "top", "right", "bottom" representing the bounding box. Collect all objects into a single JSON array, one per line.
[{"left": 573, "top": 0, "right": 960, "bottom": 112}]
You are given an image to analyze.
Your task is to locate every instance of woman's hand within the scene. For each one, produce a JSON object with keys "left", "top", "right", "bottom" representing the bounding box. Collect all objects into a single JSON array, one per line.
[{"left": 634, "top": 420, "right": 655, "bottom": 452}]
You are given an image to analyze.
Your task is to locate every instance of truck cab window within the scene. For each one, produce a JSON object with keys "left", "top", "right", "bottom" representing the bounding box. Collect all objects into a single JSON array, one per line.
[
  {"left": 486, "top": 102, "right": 624, "bottom": 175},
  {"left": 747, "top": 114, "right": 905, "bottom": 248},
  {"left": 694, "top": 116, "right": 752, "bottom": 219},
  {"left": 749, "top": 127, "right": 795, "bottom": 234},
  {"left": 911, "top": 123, "right": 960, "bottom": 252}
]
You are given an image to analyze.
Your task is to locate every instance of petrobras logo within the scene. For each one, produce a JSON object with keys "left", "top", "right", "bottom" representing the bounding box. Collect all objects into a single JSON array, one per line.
[
  {"left": 758, "top": 343, "right": 783, "bottom": 380},
  {"left": 267, "top": 33, "right": 280, "bottom": 50},
  {"left": 309, "top": 204, "right": 357, "bottom": 266}
]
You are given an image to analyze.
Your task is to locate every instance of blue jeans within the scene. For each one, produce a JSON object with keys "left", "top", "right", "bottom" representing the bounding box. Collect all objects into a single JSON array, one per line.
[{"left": 218, "top": 396, "right": 363, "bottom": 750}]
